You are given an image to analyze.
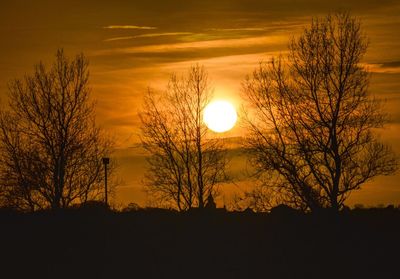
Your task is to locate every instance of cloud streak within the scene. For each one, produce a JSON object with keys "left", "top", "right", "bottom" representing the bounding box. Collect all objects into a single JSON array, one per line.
[
  {"left": 103, "top": 25, "right": 157, "bottom": 30},
  {"left": 97, "top": 35, "right": 288, "bottom": 55},
  {"left": 104, "top": 32, "right": 193, "bottom": 42},
  {"left": 364, "top": 62, "right": 400, "bottom": 74}
]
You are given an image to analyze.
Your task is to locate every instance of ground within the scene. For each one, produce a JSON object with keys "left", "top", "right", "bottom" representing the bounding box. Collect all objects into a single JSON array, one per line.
[{"left": 0, "top": 208, "right": 399, "bottom": 279}]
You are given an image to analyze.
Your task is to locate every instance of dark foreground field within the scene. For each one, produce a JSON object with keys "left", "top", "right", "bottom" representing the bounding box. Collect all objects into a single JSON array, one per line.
[{"left": 0, "top": 207, "right": 399, "bottom": 279}]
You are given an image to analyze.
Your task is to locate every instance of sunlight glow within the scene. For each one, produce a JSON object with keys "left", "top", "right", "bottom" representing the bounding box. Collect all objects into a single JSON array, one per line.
[{"left": 203, "top": 100, "right": 237, "bottom": 133}]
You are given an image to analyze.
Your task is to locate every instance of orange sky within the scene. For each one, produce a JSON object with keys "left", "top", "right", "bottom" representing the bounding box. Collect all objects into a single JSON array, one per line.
[{"left": 1, "top": 0, "right": 400, "bottom": 207}]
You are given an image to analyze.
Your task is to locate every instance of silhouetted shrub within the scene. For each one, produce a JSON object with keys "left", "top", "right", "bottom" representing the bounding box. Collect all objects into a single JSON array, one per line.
[
  {"left": 122, "top": 203, "right": 141, "bottom": 212},
  {"left": 270, "top": 204, "right": 300, "bottom": 217},
  {"left": 78, "top": 200, "right": 111, "bottom": 213}
]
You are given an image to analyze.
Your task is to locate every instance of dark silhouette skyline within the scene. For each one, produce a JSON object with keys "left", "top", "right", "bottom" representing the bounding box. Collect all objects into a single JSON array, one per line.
[{"left": 1, "top": 206, "right": 400, "bottom": 278}]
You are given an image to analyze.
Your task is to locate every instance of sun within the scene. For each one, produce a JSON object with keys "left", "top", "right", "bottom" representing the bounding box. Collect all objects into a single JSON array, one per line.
[{"left": 203, "top": 100, "right": 238, "bottom": 133}]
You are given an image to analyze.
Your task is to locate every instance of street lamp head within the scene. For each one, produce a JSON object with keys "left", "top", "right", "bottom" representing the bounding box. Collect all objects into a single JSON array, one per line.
[{"left": 102, "top": 157, "right": 110, "bottom": 165}]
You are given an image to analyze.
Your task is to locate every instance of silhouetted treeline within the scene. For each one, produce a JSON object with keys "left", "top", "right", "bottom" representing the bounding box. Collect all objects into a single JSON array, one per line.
[{"left": 0, "top": 207, "right": 399, "bottom": 279}]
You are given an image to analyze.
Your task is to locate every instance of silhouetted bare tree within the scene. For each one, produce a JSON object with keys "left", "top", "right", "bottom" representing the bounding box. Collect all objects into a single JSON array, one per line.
[
  {"left": 0, "top": 50, "right": 113, "bottom": 211},
  {"left": 243, "top": 13, "right": 398, "bottom": 212},
  {"left": 140, "top": 65, "right": 227, "bottom": 211}
]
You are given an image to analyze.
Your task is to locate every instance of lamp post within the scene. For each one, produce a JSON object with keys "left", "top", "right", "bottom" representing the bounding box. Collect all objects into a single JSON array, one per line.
[{"left": 102, "top": 157, "right": 110, "bottom": 206}]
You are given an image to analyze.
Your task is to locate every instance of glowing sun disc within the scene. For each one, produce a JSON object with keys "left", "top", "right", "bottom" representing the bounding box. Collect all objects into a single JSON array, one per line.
[{"left": 203, "top": 100, "right": 237, "bottom": 133}]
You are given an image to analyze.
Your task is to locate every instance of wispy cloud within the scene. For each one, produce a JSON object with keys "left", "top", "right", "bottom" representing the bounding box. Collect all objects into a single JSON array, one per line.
[
  {"left": 104, "top": 32, "right": 193, "bottom": 42},
  {"left": 380, "top": 61, "right": 400, "bottom": 68},
  {"left": 205, "top": 21, "right": 306, "bottom": 33},
  {"left": 104, "top": 36, "right": 135, "bottom": 42},
  {"left": 364, "top": 61, "right": 400, "bottom": 73},
  {"left": 103, "top": 25, "right": 157, "bottom": 30},
  {"left": 97, "top": 35, "right": 287, "bottom": 55}
]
